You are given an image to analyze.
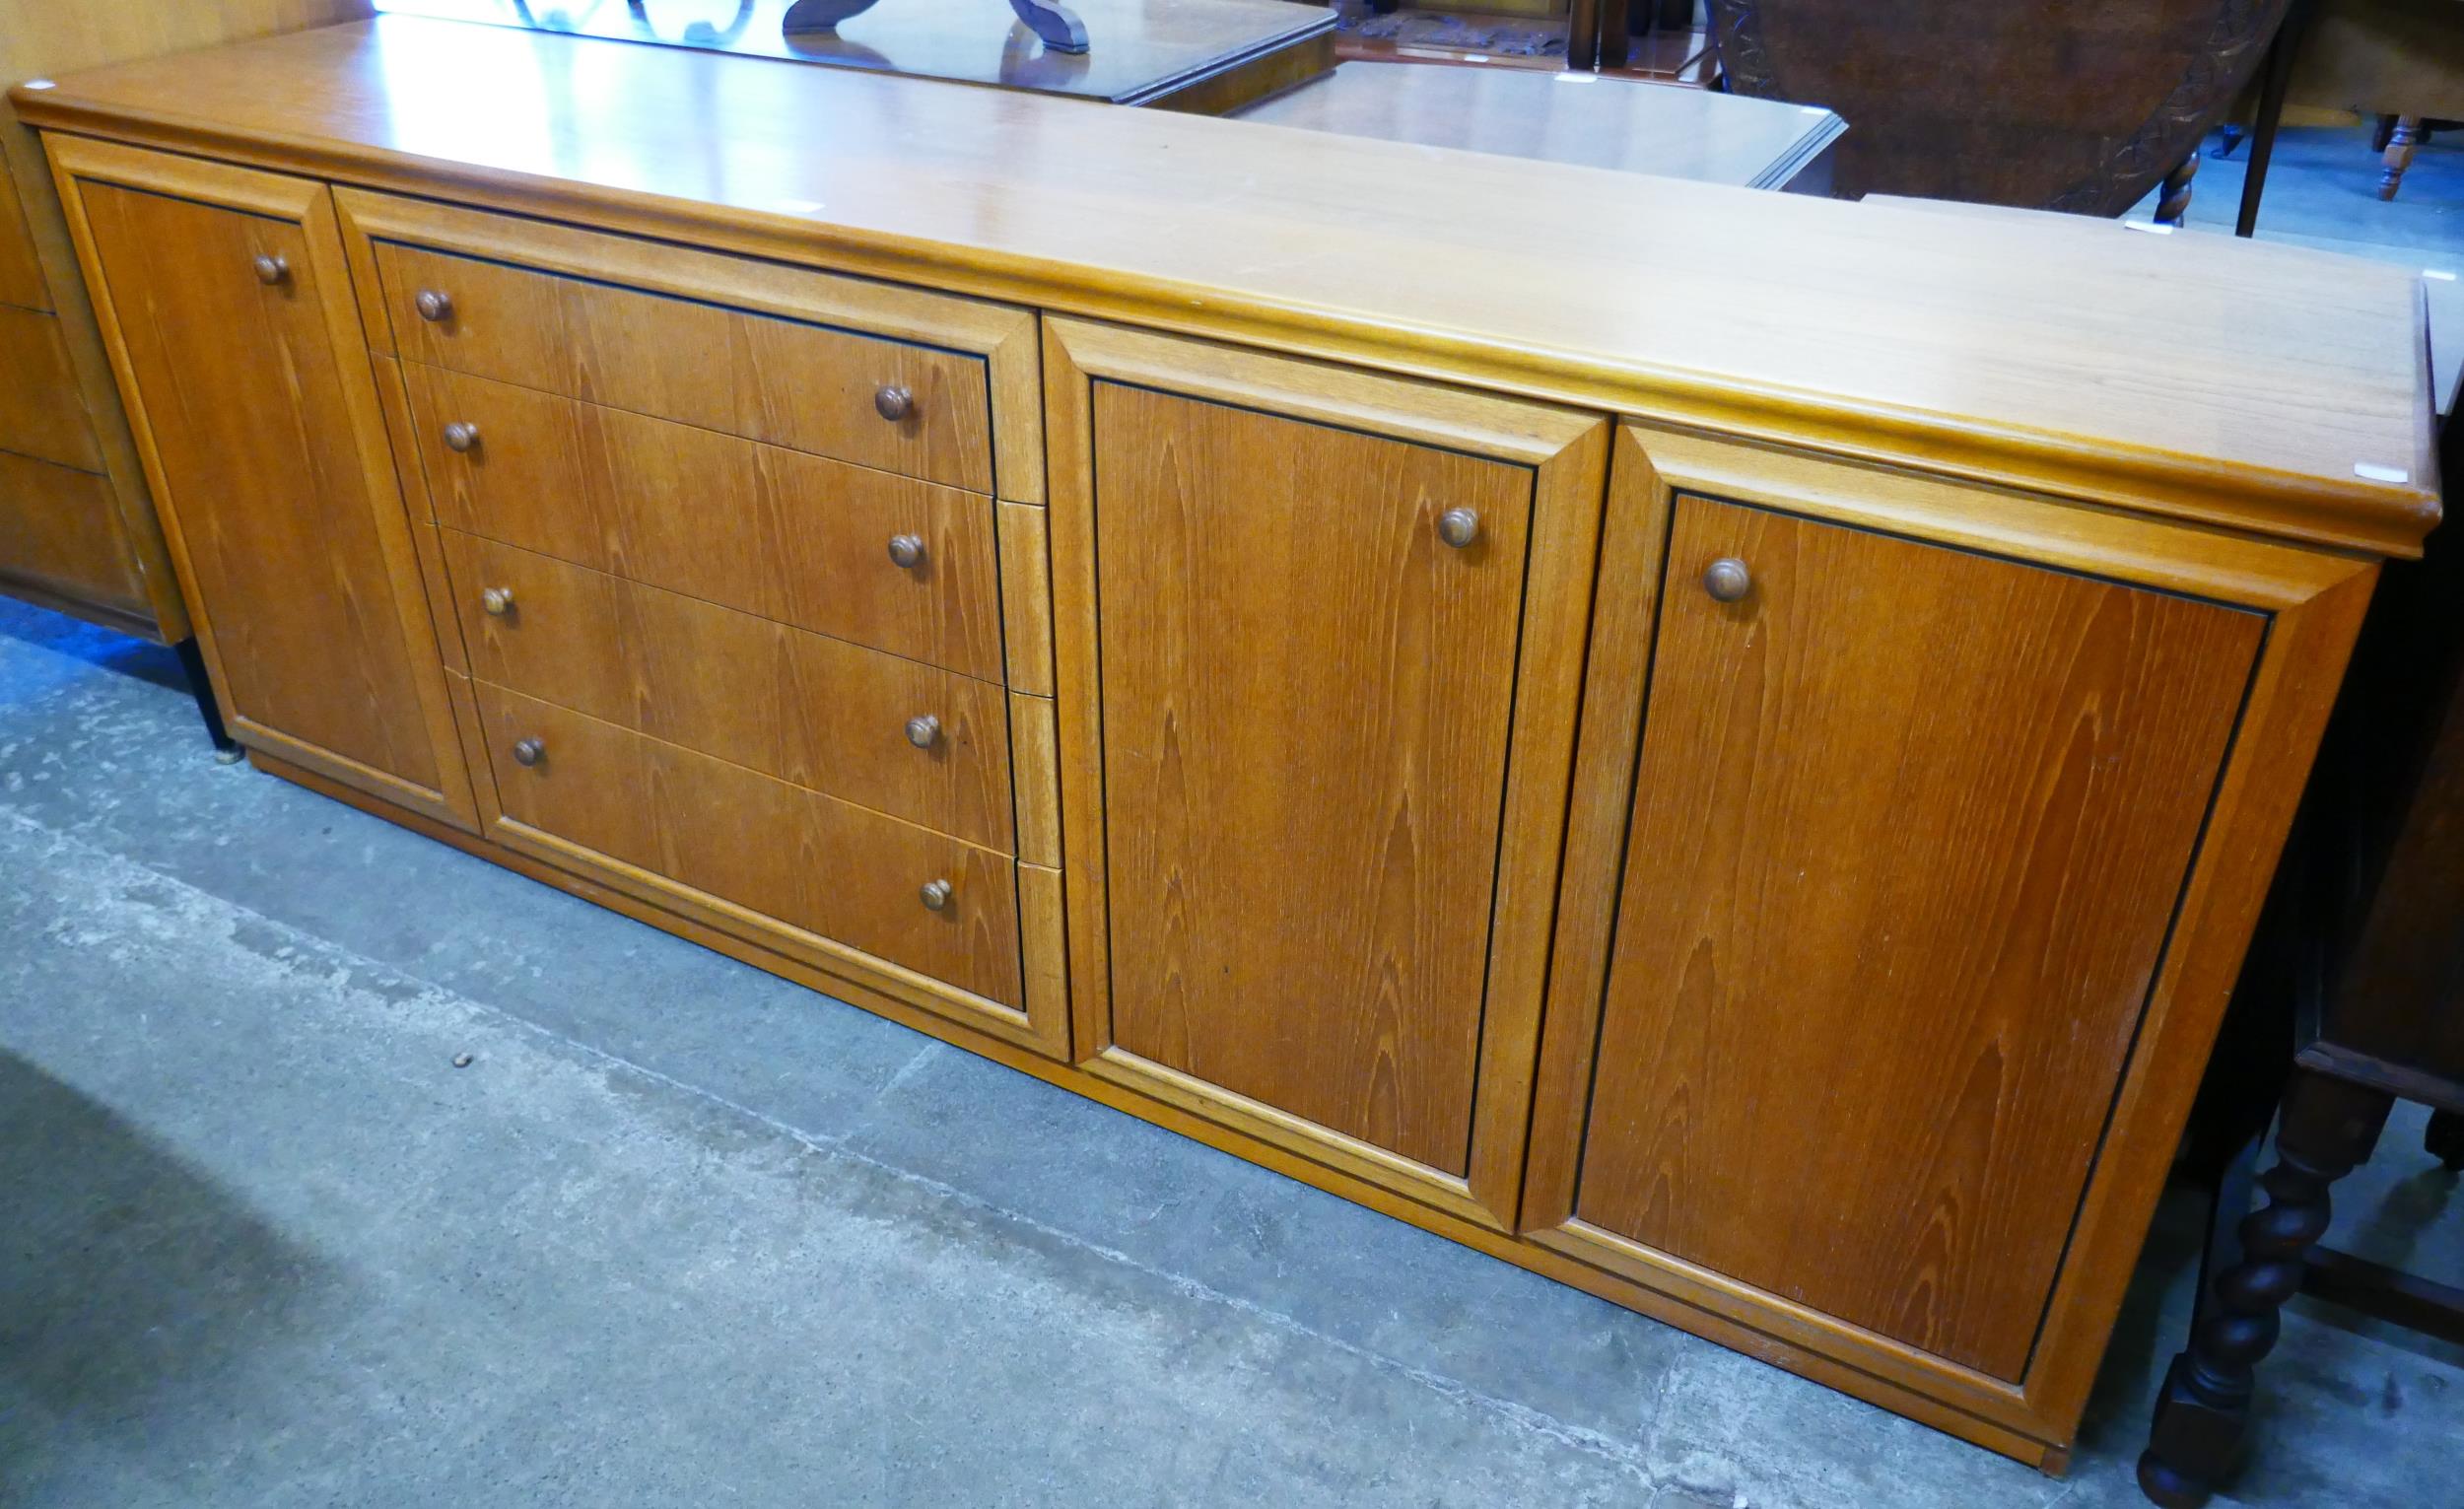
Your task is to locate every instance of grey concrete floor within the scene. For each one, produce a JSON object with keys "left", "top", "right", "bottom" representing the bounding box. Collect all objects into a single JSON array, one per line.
[
  {"left": 7, "top": 123, "right": 2464, "bottom": 1509},
  {"left": 4, "top": 614, "right": 2463, "bottom": 1509}
]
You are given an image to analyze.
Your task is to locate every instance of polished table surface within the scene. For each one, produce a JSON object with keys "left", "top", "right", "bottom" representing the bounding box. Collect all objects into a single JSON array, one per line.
[
  {"left": 370, "top": 0, "right": 1335, "bottom": 104},
  {"left": 1233, "top": 63, "right": 1844, "bottom": 189},
  {"left": 11, "top": 15, "right": 2435, "bottom": 551}
]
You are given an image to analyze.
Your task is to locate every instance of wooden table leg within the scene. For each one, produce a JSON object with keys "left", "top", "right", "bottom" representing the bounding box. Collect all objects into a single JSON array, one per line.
[
  {"left": 1567, "top": 0, "right": 1602, "bottom": 71},
  {"left": 2139, "top": 1069, "right": 2394, "bottom": 1508},
  {"left": 1598, "top": 0, "right": 1631, "bottom": 70},
  {"left": 2237, "top": 0, "right": 2315, "bottom": 237},
  {"left": 2157, "top": 151, "right": 2199, "bottom": 225},
  {"left": 2381, "top": 115, "right": 2426, "bottom": 201}
]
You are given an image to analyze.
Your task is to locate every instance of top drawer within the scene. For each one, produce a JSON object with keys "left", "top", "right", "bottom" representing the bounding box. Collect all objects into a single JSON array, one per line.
[{"left": 343, "top": 191, "right": 1041, "bottom": 498}]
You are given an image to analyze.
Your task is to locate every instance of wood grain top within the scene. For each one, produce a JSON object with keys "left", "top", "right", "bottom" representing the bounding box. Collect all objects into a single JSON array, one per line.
[
  {"left": 1233, "top": 64, "right": 1842, "bottom": 190},
  {"left": 11, "top": 17, "right": 2439, "bottom": 552}
]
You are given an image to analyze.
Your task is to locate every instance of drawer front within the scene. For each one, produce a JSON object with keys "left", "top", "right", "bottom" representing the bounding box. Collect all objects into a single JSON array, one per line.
[
  {"left": 477, "top": 682, "right": 1023, "bottom": 1007},
  {"left": 0, "top": 304, "right": 103, "bottom": 472},
  {"left": 404, "top": 364, "right": 1004, "bottom": 681},
  {"left": 443, "top": 529, "right": 1015, "bottom": 852},
  {"left": 376, "top": 241, "right": 993, "bottom": 492}
]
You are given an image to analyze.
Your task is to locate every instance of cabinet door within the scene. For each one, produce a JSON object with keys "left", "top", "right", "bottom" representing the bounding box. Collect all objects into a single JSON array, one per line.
[
  {"left": 1046, "top": 320, "right": 1608, "bottom": 1227},
  {"left": 53, "top": 141, "right": 471, "bottom": 826},
  {"left": 1533, "top": 485, "right": 2264, "bottom": 1383}
]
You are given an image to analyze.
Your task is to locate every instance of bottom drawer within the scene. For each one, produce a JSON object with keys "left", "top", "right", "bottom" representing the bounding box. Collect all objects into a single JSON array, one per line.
[{"left": 475, "top": 682, "right": 1022, "bottom": 1007}]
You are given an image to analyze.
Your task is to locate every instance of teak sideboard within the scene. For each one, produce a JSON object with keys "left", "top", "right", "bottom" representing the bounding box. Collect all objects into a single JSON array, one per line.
[{"left": 11, "top": 17, "right": 2439, "bottom": 1471}]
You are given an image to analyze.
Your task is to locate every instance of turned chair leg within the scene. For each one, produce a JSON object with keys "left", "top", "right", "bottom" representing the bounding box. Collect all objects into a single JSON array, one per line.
[
  {"left": 2380, "top": 115, "right": 2425, "bottom": 201},
  {"left": 2138, "top": 1070, "right": 2394, "bottom": 1508},
  {"left": 2157, "top": 150, "right": 2199, "bottom": 225}
]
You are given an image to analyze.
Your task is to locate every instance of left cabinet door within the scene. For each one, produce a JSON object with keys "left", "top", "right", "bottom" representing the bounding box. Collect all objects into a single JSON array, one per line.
[{"left": 51, "top": 140, "right": 473, "bottom": 827}]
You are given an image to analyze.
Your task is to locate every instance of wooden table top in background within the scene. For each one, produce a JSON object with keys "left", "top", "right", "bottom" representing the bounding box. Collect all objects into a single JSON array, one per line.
[
  {"left": 11, "top": 16, "right": 2437, "bottom": 553},
  {"left": 369, "top": 0, "right": 1335, "bottom": 105},
  {"left": 1233, "top": 63, "right": 1843, "bottom": 189}
]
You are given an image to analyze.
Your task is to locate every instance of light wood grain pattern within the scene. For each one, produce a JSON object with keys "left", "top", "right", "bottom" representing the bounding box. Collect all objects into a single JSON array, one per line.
[
  {"left": 402, "top": 364, "right": 1004, "bottom": 681},
  {"left": 0, "top": 449, "right": 141, "bottom": 611},
  {"left": 0, "top": 303, "right": 101, "bottom": 469},
  {"left": 1093, "top": 381, "right": 1532, "bottom": 1177},
  {"left": 375, "top": 240, "right": 993, "bottom": 493},
  {"left": 1048, "top": 318, "right": 1607, "bottom": 1226},
  {"left": 1009, "top": 691, "right": 1062, "bottom": 869},
  {"left": 71, "top": 174, "right": 446, "bottom": 795},
  {"left": 336, "top": 186, "right": 1043, "bottom": 504},
  {"left": 442, "top": 529, "right": 1014, "bottom": 852},
  {"left": 1565, "top": 496, "right": 2262, "bottom": 1381},
  {"left": 0, "top": 156, "right": 46, "bottom": 309},
  {"left": 998, "top": 500, "right": 1056, "bottom": 695},
  {"left": 10, "top": 17, "right": 2435, "bottom": 552},
  {"left": 0, "top": 0, "right": 375, "bottom": 641},
  {"left": 478, "top": 681, "right": 1022, "bottom": 1006}
]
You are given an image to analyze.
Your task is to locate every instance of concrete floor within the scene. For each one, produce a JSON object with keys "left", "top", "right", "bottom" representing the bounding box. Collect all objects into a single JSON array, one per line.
[
  {"left": 6, "top": 125, "right": 2464, "bottom": 1509},
  {"left": 5, "top": 615, "right": 2463, "bottom": 1509}
]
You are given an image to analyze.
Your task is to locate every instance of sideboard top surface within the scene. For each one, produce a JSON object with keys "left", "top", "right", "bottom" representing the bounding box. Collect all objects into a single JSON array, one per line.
[{"left": 11, "top": 17, "right": 2439, "bottom": 553}]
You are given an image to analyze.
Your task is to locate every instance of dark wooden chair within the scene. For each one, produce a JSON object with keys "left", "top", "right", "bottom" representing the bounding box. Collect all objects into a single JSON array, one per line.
[
  {"left": 2137, "top": 347, "right": 2464, "bottom": 1509},
  {"left": 1703, "top": 1, "right": 2294, "bottom": 216}
]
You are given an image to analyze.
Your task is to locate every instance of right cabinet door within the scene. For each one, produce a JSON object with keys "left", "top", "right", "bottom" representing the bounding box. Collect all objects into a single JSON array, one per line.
[{"left": 1546, "top": 490, "right": 2263, "bottom": 1382}]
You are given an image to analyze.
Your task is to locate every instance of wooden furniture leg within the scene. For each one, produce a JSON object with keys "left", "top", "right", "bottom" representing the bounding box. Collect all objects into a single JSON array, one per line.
[
  {"left": 2236, "top": 0, "right": 2314, "bottom": 237},
  {"left": 2157, "top": 150, "right": 2199, "bottom": 224},
  {"left": 1598, "top": 0, "right": 1632, "bottom": 70},
  {"left": 2379, "top": 114, "right": 2424, "bottom": 201},
  {"left": 1567, "top": 0, "right": 1602, "bottom": 71},
  {"left": 2139, "top": 1070, "right": 2395, "bottom": 1508}
]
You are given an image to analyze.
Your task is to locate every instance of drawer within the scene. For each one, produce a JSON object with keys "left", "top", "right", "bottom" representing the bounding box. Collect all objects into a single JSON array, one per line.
[
  {"left": 375, "top": 241, "right": 993, "bottom": 493},
  {"left": 0, "top": 305, "right": 103, "bottom": 472},
  {"left": 404, "top": 364, "right": 1004, "bottom": 681},
  {"left": 477, "top": 682, "right": 1023, "bottom": 1007},
  {"left": 443, "top": 529, "right": 1015, "bottom": 852}
]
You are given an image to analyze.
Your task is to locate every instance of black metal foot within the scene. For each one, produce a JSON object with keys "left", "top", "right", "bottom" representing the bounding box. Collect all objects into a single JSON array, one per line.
[{"left": 171, "top": 637, "right": 241, "bottom": 762}]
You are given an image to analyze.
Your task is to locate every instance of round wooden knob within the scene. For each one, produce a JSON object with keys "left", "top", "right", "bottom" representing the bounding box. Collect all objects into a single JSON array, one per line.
[
  {"left": 251, "top": 253, "right": 290, "bottom": 286},
  {"left": 874, "top": 384, "right": 914, "bottom": 422},
  {"left": 920, "top": 878, "right": 953, "bottom": 913},
  {"left": 905, "top": 715, "right": 941, "bottom": 749},
  {"left": 512, "top": 736, "right": 545, "bottom": 768},
  {"left": 1437, "top": 508, "right": 1480, "bottom": 549},
  {"left": 887, "top": 533, "right": 926, "bottom": 569},
  {"left": 1703, "top": 558, "right": 1752, "bottom": 603},
  {"left": 481, "top": 586, "right": 515, "bottom": 617},
  {"left": 415, "top": 289, "right": 454, "bottom": 322},
  {"left": 443, "top": 422, "right": 481, "bottom": 454}
]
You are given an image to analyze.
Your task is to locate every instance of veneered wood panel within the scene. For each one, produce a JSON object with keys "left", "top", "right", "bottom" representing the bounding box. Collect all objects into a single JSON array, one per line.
[
  {"left": 442, "top": 529, "right": 1014, "bottom": 852},
  {"left": 478, "top": 682, "right": 1022, "bottom": 1006},
  {"left": 0, "top": 155, "right": 46, "bottom": 309},
  {"left": 15, "top": 20, "right": 2437, "bottom": 551},
  {"left": 0, "top": 447, "right": 143, "bottom": 612},
  {"left": 375, "top": 241, "right": 993, "bottom": 492},
  {"left": 1567, "top": 496, "right": 2264, "bottom": 1380},
  {"left": 403, "top": 364, "right": 1003, "bottom": 681},
  {"left": 0, "top": 303, "right": 100, "bottom": 469},
  {"left": 77, "top": 179, "right": 442, "bottom": 791},
  {"left": 1094, "top": 381, "right": 1534, "bottom": 1177}
]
